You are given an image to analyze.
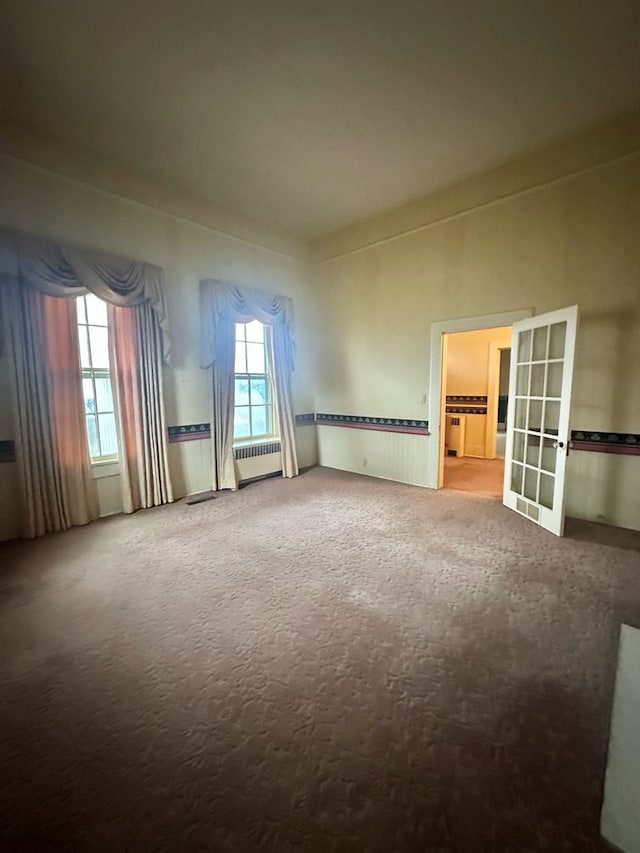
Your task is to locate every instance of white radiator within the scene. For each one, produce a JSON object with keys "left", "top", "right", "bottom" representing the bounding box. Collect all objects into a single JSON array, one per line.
[{"left": 445, "top": 415, "right": 466, "bottom": 457}]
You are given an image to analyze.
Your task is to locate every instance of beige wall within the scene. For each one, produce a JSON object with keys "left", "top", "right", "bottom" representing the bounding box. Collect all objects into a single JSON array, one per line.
[
  {"left": 2, "top": 115, "right": 639, "bottom": 537},
  {"left": 445, "top": 326, "right": 512, "bottom": 397},
  {"left": 314, "top": 153, "right": 640, "bottom": 531},
  {"left": 445, "top": 326, "right": 512, "bottom": 457},
  {"left": 0, "top": 155, "right": 318, "bottom": 540}
]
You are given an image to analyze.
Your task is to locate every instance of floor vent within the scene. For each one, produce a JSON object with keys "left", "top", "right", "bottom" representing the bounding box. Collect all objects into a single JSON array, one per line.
[{"left": 234, "top": 441, "right": 281, "bottom": 460}]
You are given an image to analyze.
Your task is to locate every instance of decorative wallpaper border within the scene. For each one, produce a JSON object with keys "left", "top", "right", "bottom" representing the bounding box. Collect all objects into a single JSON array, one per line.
[
  {"left": 446, "top": 407, "right": 488, "bottom": 415},
  {"left": 0, "top": 440, "right": 16, "bottom": 464},
  {"left": 168, "top": 424, "right": 211, "bottom": 443},
  {"left": 570, "top": 431, "right": 640, "bottom": 456},
  {"left": 316, "top": 413, "right": 430, "bottom": 435},
  {"left": 168, "top": 415, "right": 317, "bottom": 443},
  {"left": 446, "top": 395, "right": 488, "bottom": 404},
  {"left": 295, "top": 413, "right": 316, "bottom": 426},
  {"left": 445, "top": 395, "right": 488, "bottom": 416}
]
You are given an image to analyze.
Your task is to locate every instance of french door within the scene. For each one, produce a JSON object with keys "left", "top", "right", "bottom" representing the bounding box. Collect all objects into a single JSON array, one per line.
[{"left": 503, "top": 306, "right": 578, "bottom": 536}]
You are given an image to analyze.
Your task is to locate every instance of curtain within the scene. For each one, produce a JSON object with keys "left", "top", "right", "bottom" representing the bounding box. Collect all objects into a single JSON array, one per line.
[
  {"left": 200, "top": 279, "right": 299, "bottom": 491},
  {"left": 0, "top": 229, "right": 173, "bottom": 537},
  {"left": 109, "top": 303, "right": 173, "bottom": 512},
  {"left": 266, "top": 325, "right": 298, "bottom": 479},
  {"left": 209, "top": 312, "right": 237, "bottom": 491},
  {"left": 2, "top": 283, "right": 97, "bottom": 537}
]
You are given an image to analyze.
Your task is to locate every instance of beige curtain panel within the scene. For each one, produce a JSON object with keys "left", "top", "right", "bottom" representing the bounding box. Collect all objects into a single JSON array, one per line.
[
  {"left": 1, "top": 282, "right": 98, "bottom": 537},
  {"left": 0, "top": 229, "right": 173, "bottom": 537},
  {"left": 200, "top": 279, "right": 299, "bottom": 491},
  {"left": 109, "top": 303, "right": 173, "bottom": 513}
]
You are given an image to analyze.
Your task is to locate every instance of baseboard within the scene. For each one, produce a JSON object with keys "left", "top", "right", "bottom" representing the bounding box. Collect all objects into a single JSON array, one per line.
[
  {"left": 318, "top": 463, "right": 430, "bottom": 490},
  {"left": 238, "top": 469, "right": 283, "bottom": 487}
]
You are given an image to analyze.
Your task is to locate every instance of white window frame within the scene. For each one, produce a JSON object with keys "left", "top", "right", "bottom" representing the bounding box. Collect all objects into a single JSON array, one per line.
[
  {"left": 76, "top": 294, "right": 119, "bottom": 465},
  {"left": 233, "top": 321, "right": 278, "bottom": 444}
]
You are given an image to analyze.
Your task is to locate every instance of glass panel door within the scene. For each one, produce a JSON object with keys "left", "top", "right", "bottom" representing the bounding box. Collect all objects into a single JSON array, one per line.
[{"left": 503, "top": 306, "right": 578, "bottom": 536}]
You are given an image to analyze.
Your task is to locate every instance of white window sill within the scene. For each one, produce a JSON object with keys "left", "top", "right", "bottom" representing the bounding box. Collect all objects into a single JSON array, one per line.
[
  {"left": 91, "top": 459, "right": 120, "bottom": 479},
  {"left": 233, "top": 436, "right": 280, "bottom": 448}
]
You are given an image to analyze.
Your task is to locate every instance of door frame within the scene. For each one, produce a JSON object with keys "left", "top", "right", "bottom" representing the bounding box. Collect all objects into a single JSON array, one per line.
[{"left": 427, "top": 308, "right": 532, "bottom": 489}]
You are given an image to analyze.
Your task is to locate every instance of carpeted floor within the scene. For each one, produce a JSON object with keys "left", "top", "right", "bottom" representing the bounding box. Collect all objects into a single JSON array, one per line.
[{"left": 1, "top": 467, "right": 639, "bottom": 852}]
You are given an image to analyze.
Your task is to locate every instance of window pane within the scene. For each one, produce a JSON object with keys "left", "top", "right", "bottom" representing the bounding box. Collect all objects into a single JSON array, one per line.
[
  {"left": 86, "top": 293, "right": 108, "bottom": 326},
  {"left": 540, "top": 438, "right": 557, "bottom": 473},
  {"left": 83, "top": 377, "right": 96, "bottom": 414},
  {"left": 234, "top": 406, "right": 251, "bottom": 439},
  {"left": 539, "top": 473, "right": 555, "bottom": 509},
  {"left": 511, "top": 462, "right": 523, "bottom": 495},
  {"left": 98, "top": 413, "right": 118, "bottom": 456},
  {"left": 251, "top": 405, "right": 267, "bottom": 435},
  {"left": 94, "top": 374, "right": 114, "bottom": 413},
  {"left": 530, "top": 364, "right": 545, "bottom": 397},
  {"left": 544, "top": 400, "right": 560, "bottom": 436},
  {"left": 528, "top": 399, "right": 543, "bottom": 432},
  {"left": 250, "top": 377, "right": 268, "bottom": 404},
  {"left": 78, "top": 327, "right": 91, "bottom": 368},
  {"left": 235, "top": 323, "right": 246, "bottom": 342},
  {"left": 88, "top": 326, "right": 109, "bottom": 368},
  {"left": 547, "top": 362, "right": 563, "bottom": 398},
  {"left": 532, "top": 326, "right": 548, "bottom": 361},
  {"left": 76, "top": 295, "right": 87, "bottom": 324},
  {"left": 549, "top": 322, "right": 566, "bottom": 359},
  {"left": 524, "top": 467, "right": 538, "bottom": 502},
  {"left": 235, "top": 377, "right": 250, "bottom": 406},
  {"left": 517, "top": 329, "right": 531, "bottom": 363},
  {"left": 235, "top": 341, "right": 247, "bottom": 373},
  {"left": 513, "top": 430, "right": 525, "bottom": 463},
  {"left": 526, "top": 432, "right": 540, "bottom": 468},
  {"left": 246, "top": 342, "right": 265, "bottom": 373},
  {"left": 245, "top": 320, "right": 264, "bottom": 343},
  {"left": 86, "top": 415, "right": 100, "bottom": 458},
  {"left": 516, "top": 365, "right": 529, "bottom": 395}
]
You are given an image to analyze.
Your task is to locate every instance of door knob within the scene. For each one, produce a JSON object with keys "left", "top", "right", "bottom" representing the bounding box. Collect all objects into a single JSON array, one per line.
[{"left": 553, "top": 440, "right": 564, "bottom": 449}]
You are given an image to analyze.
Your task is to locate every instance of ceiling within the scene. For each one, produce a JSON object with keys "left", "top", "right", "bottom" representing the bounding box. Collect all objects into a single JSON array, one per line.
[{"left": 1, "top": 0, "right": 639, "bottom": 239}]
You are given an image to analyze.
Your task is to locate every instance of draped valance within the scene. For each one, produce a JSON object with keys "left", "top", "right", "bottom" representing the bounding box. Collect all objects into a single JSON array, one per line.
[
  {"left": 199, "top": 278, "right": 298, "bottom": 492},
  {"left": 199, "top": 279, "right": 294, "bottom": 372},
  {"left": 0, "top": 229, "right": 170, "bottom": 362}
]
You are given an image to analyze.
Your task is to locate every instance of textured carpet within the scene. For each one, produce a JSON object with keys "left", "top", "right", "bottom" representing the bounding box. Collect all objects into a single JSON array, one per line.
[{"left": 1, "top": 466, "right": 639, "bottom": 852}]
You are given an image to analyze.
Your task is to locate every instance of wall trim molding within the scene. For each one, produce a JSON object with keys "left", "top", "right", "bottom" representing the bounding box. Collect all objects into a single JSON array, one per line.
[
  {"left": 4, "top": 110, "right": 640, "bottom": 266},
  {"left": 570, "top": 431, "right": 640, "bottom": 456},
  {"left": 316, "top": 413, "right": 429, "bottom": 435},
  {"left": 0, "top": 119, "right": 309, "bottom": 262},
  {"left": 294, "top": 413, "right": 316, "bottom": 426},
  {"left": 168, "top": 423, "right": 211, "bottom": 443},
  {"left": 311, "top": 110, "right": 640, "bottom": 262},
  {"left": 168, "top": 416, "right": 317, "bottom": 443}
]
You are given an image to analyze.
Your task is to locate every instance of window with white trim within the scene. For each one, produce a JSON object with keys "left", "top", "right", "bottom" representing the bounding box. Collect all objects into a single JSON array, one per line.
[
  {"left": 76, "top": 294, "right": 119, "bottom": 462},
  {"left": 233, "top": 320, "right": 276, "bottom": 441}
]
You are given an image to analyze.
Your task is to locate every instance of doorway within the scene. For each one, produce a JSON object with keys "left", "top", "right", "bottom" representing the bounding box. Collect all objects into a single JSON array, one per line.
[
  {"left": 426, "top": 308, "right": 532, "bottom": 493},
  {"left": 428, "top": 305, "right": 577, "bottom": 536},
  {"left": 441, "top": 326, "right": 511, "bottom": 498}
]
